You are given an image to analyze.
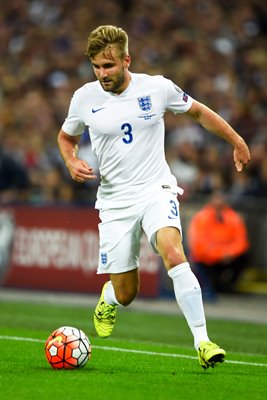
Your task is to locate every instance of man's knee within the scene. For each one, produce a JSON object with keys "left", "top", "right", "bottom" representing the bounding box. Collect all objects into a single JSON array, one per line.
[
  {"left": 165, "top": 247, "right": 187, "bottom": 269},
  {"left": 156, "top": 227, "right": 187, "bottom": 270}
]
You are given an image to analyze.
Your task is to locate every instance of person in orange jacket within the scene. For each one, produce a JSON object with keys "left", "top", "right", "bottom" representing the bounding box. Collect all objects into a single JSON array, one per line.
[{"left": 187, "top": 191, "right": 250, "bottom": 300}]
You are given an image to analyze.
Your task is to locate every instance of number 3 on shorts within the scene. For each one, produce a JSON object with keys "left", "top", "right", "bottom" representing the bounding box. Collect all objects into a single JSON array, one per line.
[{"left": 168, "top": 200, "right": 178, "bottom": 219}]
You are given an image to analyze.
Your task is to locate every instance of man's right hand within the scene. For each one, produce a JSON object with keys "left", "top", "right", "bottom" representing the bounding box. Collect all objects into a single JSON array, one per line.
[{"left": 66, "top": 157, "right": 97, "bottom": 183}]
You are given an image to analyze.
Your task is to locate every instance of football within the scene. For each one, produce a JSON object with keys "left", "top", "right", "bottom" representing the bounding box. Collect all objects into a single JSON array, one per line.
[{"left": 45, "top": 326, "right": 92, "bottom": 369}]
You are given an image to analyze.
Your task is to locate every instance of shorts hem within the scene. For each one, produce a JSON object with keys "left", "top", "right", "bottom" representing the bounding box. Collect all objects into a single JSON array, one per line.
[{"left": 97, "top": 264, "right": 138, "bottom": 275}]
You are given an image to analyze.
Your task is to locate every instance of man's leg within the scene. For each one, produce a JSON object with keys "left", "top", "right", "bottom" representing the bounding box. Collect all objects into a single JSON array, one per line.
[
  {"left": 216, "top": 254, "right": 248, "bottom": 293},
  {"left": 110, "top": 269, "right": 140, "bottom": 305},
  {"left": 94, "top": 269, "right": 139, "bottom": 338},
  {"left": 156, "top": 227, "right": 225, "bottom": 369},
  {"left": 192, "top": 261, "right": 218, "bottom": 301},
  {"left": 95, "top": 206, "right": 142, "bottom": 338}
]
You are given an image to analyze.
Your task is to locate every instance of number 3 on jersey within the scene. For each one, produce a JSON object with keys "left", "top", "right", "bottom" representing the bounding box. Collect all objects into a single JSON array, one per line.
[{"left": 121, "top": 123, "right": 133, "bottom": 144}]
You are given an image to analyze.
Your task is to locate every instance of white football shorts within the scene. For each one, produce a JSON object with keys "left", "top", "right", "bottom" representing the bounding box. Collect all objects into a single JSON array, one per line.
[{"left": 97, "top": 188, "right": 183, "bottom": 274}]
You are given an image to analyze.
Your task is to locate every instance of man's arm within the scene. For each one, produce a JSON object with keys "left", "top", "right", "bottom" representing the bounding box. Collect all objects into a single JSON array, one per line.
[
  {"left": 186, "top": 100, "right": 251, "bottom": 172},
  {"left": 57, "top": 129, "right": 97, "bottom": 182}
]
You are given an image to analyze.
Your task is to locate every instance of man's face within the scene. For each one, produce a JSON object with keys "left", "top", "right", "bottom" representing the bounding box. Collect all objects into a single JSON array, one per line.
[{"left": 91, "top": 46, "right": 131, "bottom": 94}]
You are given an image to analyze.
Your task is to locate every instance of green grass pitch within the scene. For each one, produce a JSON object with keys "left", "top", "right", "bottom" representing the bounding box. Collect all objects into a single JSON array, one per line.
[{"left": 0, "top": 299, "right": 266, "bottom": 400}]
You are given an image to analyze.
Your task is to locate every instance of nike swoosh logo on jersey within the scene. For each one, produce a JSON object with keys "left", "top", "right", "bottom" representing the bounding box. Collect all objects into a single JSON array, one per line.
[{"left": 92, "top": 107, "right": 105, "bottom": 113}]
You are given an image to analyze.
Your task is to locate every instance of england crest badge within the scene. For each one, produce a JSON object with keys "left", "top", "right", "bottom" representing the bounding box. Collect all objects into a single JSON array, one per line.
[
  {"left": 138, "top": 96, "right": 152, "bottom": 112},
  {"left": 100, "top": 252, "right": 108, "bottom": 265}
]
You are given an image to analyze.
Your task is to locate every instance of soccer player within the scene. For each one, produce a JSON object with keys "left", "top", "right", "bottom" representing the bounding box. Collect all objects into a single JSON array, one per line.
[{"left": 57, "top": 25, "right": 250, "bottom": 369}]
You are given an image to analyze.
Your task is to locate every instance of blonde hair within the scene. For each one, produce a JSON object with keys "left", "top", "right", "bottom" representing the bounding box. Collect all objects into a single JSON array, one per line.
[{"left": 86, "top": 25, "right": 129, "bottom": 60}]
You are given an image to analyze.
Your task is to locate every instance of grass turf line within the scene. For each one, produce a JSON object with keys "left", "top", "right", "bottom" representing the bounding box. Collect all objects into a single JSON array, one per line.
[
  {"left": 1, "top": 335, "right": 267, "bottom": 368},
  {"left": 0, "top": 301, "right": 267, "bottom": 400}
]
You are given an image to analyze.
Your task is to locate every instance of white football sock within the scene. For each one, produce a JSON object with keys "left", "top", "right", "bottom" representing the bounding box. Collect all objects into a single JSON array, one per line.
[
  {"left": 168, "top": 262, "right": 210, "bottom": 350},
  {"left": 103, "top": 281, "right": 121, "bottom": 306}
]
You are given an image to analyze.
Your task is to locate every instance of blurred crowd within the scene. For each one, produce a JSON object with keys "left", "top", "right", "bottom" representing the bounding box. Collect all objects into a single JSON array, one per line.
[{"left": 1, "top": 0, "right": 267, "bottom": 205}]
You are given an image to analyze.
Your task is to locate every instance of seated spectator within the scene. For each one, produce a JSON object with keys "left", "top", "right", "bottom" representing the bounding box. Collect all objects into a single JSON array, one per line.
[
  {"left": 0, "top": 146, "right": 29, "bottom": 204},
  {"left": 187, "top": 191, "right": 250, "bottom": 301}
]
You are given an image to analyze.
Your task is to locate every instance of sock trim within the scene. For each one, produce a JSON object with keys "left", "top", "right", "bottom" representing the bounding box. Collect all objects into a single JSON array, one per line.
[{"left": 167, "top": 262, "right": 190, "bottom": 279}]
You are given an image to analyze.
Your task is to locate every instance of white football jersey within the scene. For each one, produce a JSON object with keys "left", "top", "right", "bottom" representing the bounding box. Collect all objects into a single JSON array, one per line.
[{"left": 62, "top": 73, "right": 193, "bottom": 208}]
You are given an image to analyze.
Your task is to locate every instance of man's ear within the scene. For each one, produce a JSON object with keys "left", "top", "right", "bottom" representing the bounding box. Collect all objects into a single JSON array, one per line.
[{"left": 123, "top": 54, "right": 131, "bottom": 68}]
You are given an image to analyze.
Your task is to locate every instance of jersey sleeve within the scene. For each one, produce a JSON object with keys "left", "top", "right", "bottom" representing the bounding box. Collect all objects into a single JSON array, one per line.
[
  {"left": 164, "top": 78, "right": 194, "bottom": 114},
  {"left": 61, "top": 93, "right": 86, "bottom": 136}
]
